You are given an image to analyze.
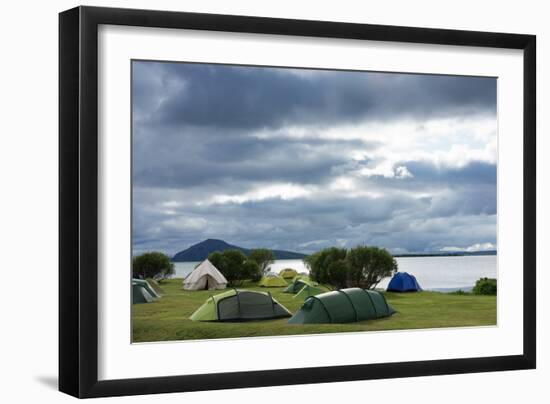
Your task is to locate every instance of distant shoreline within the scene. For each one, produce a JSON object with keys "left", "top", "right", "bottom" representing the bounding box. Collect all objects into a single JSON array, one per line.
[
  {"left": 393, "top": 250, "right": 497, "bottom": 258},
  {"left": 171, "top": 250, "right": 497, "bottom": 262}
]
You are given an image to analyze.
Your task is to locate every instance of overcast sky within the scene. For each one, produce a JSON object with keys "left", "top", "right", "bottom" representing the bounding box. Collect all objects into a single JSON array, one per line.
[{"left": 132, "top": 61, "right": 497, "bottom": 256}]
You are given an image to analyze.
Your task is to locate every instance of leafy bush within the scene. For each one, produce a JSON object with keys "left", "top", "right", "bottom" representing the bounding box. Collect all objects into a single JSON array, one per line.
[
  {"left": 305, "top": 245, "right": 397, "bottom": 289},
  {"left": 242, "top": 260, "right": 261, "bottom": 281},
  {"left": 347, "top": 246, "right": 397, "bottom": 289},
  {"left": 208, "top": 249, "right": 261, "bottom": 286},
  {"left": 472, "top": 278, "right": 497, "bottom": 295},
  {"left": 132, "top": 252, "right": 174, "bottom": 280},
  {"left": 449, "top": 289, "right": 470, "bottom": 295},
  {"left": 248, "top": 248, "right": 275, "bottom": 280},
  {"left": 304, "top": 247, "right": 347, "bottom": 287}
]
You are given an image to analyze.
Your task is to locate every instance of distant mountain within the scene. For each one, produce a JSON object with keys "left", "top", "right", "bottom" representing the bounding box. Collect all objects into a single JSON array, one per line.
[{"left": 172, "top": 239, "right": 307, "bottom": 262}]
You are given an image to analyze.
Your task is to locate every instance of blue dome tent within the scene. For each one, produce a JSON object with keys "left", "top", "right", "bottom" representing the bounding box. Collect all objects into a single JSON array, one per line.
[{"left": 387, "top": 272, "right": 422, "bottom": 292}]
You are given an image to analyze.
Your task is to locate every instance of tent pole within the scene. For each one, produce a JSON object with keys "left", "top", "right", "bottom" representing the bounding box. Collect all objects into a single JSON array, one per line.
[
  {"left": 338, "top": 290, "right": 358, "bottom": 322},
  {"left": 362, "top": 288, "right": 378, "bottom": 317}
]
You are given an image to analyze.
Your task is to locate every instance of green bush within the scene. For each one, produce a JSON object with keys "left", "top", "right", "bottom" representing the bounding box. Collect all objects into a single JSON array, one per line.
[
  {"left": 449, "top": 289, "right": 470, "bottom": 295},
  {"left": 132, "top": 252, "right": 174, "bottom": 280},
  {"left": 242, "top": 260, "right": 261, "bottom": 281},
  {"left": 305, "top": 245, "right": 397, "bottom": 289},
  {"left": 248, "top": 248, "right": 275, "bottom": 280},
  {"left": 208, "top": 249, "right": 261, "bottom": 286},
  {"left": 472, "top": 278, "right": 497, "bottom": 295},
  {"left": 304, "top": 247, "right": 347, "bottom": 287}
]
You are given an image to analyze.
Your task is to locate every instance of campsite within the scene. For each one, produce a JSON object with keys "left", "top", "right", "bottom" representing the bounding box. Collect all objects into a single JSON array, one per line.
[
  {"left": 132, "top": 247, "right": 497, "bottom": 342},
  {"left": 130, "top": 62, "right": 500, "bottom": 344},
  {"left": 132, "top": 269, "right": 497, "bottom": 342}
]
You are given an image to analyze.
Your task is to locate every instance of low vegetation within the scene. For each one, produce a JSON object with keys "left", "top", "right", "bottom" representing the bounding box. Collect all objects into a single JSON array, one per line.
[
  {"left": 208, "top": 249, "right": 261, "bottom": 286},
  {"left": 305, "top": 246, "right": 397, "bottom": 289},
  {"left": 132, "top": 252, "right": 174, "bottom": 280},
  {"left": 132, "top": 278, "right": 497, "bottom": 342},
  {"left": 248, "top": 248, "right": 275, "bottom": 281},
  {"left": 473, "top": 277, "right": 497, "bottom": 295}
]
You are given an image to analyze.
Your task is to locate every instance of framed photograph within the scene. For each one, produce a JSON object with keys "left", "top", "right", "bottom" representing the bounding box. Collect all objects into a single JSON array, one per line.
[{"left": 59, "top": 6, "right": 536, "bottom": 398}]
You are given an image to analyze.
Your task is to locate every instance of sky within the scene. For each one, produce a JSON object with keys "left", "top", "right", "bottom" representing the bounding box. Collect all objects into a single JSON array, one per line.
[{"left": 132, "top": 61, "right": 497, "bottom": 256}]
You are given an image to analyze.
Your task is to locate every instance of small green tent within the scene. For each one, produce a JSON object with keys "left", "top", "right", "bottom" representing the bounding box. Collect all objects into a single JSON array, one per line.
[
  {"left": 292, "top": 284, "right": 327, "bottom": 300},
  {"left": 288, "top": 288, "right": 395, "bottom": 324},
  {"left": 284, "top": 278, "right": 317, "bottom": 294},
  {"left": 258, "top": 273, "right": 288, "bottom": 287},
  {"left": 279, "top": 268, "right": 298, "bottom": 279},
  {"left": 190, "top": 289, "right": 292, "bottom": 322},
  {"left": 132, "top": 282, "right": 157, "bottom": 304},
  {"left": 133, "top": 278, "right": 161, "bottom": 299}
]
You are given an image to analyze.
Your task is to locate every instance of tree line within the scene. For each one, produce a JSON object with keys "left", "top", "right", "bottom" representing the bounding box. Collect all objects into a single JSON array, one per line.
[
  {"left": 132, "top": 245, "right": 397, "bottom": 289},
  {"left": 132, "top": 248, "right": 275, "bottom": 285}
]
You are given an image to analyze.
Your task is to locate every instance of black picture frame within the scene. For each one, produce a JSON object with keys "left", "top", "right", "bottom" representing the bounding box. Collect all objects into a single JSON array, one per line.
[{"left": 59, "top": 5, "right": 536, "bottom": 398}]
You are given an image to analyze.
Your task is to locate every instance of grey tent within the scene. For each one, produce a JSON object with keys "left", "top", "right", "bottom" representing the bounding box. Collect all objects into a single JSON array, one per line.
[
  {"left": 292, "top": 284, "right": 327, "bottom": 300},
  {"left": 132, "top": 281, "right": 157, "bottom": 304},
  {"left": 288, "top": 288, "right": 395, "bottom": 324},
  {"left": 284, "top": 278, "right": 317, "bottom": 294},
  {"left": 133, "top": 278, "right": 161, "bottom": 299},
  {"left": 145, "top": 278, "right": 165, "bottom": 295}
]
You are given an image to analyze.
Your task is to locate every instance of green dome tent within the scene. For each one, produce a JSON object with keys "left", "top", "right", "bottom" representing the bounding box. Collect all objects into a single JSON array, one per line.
[
  {"left": 288, "top": 288, "right": 395, "bottom": 324},
  {"left": 279, "top": 268, "right": 298, "bottom": 279},
  {"left": 284, "top": 278, "right": 317, "bottom": 294},
  {"left": 292, "top": 284, "right": 327, "bottom": 300},
  {"left": 133, "top": 278, "right": 161, "bottom": 299},
  {"left": 258, "top": 273, "right": 288, "bottom": 287},
  {"left": 190, "top": 289, "right": 292, "bottom": 322},
  {"left": 132, "top": 281, "right": 157, "bottom": 304}
]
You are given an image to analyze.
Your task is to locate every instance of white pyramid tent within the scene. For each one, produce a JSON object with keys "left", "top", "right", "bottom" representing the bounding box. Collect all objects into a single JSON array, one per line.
[{"left": 183, "top": 259, "right": 228, "bottom": 290}]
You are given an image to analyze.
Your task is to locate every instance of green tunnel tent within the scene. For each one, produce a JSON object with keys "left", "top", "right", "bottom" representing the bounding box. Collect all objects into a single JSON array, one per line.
[
  {"left": 190, "top": 289, "right": 292, "bottom": 322},
  {"left": 284, "top": 278, "right": 317, "bottom": 294},
  {"left": 279, "top": 268, "right": 298, "bottom": 279},
  {"left": 132, "top": 281, "right": 157, "bottom": 304},
  {"left": 292, "top": 284, "right": 327, "bottom": 300},
  {"left": 288, "top": 288, "right": 395, "bottom": 324},
  {"left": 132, "top": 278, "right": 161, "bottom": 299}
]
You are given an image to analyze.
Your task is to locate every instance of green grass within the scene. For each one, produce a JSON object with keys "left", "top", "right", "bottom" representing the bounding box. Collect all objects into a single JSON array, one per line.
[{"left": 132, "top": 278, "right": 496, "bottom": 342}]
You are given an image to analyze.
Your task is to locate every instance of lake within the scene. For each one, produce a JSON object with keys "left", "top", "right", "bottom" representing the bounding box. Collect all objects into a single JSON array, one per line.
[{"left": 172, "top": 255, "right": 496, "bottom": 291}]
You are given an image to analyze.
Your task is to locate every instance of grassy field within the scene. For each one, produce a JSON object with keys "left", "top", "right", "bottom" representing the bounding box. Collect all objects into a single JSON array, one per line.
[{"left": 132, "top": 278, "right": 496, "bottom": 342}]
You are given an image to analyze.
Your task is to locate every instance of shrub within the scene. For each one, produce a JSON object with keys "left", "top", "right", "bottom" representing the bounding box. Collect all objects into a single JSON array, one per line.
[
  {"left": 208, "top": 249, "right": 261, "bottom": 286},
  {"left": 305, "top": 245, "right": 397, "bottom": 289},
  {"left": 304, "top": 247, "right": 347, "bottom": 286},
  {"left": 248, "top": 249, "right": 275, "bottom": 280},
  {"left": 449, "top": 289, "right": 470, "bottom": 295},
  {"left": 242, "top": 260, "right": 261, "bottom": 281},
  {"left": 132, "top": 252, "right": 174, "bottom": 280},
  {"left": 472, "top": 278, "right": 497, "bottom": 295},
  {"left": 346, "top": 246, "right": 397, "bottom": 289}
]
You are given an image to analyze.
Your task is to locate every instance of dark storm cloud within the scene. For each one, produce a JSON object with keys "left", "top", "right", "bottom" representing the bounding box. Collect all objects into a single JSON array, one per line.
[
  {"left": 132, "top": 184, "right": 496, "bottom": 255},
  {"left": 132, "top": 125, "right": 375, "bottom": 188},
  {"left": 131, "top": 60, "right": 497, "bottom": 255},
  {"left": 133, "top": 61, "right": 496, "bottom": 131},
  {"left": 356, "top": 161, "right": 497, "bottom": 217}
]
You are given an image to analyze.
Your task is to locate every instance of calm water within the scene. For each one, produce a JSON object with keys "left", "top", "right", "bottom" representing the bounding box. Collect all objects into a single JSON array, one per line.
[{"left": 173, "top": 255, "right": 496, "bottom": 291}]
